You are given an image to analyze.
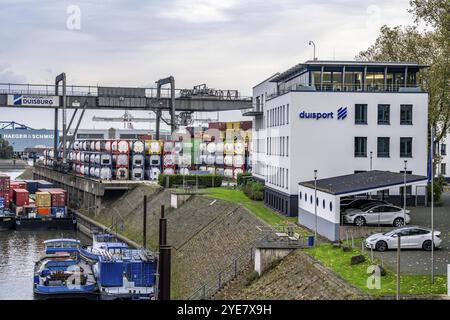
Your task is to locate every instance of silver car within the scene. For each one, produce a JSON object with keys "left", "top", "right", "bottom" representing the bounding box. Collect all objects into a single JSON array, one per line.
[
  {"left": 365, "top": 226, "right": 442, "bottom": 251},
  {"left": 342, "top": 204, "right": 410, "bottom": 227}
]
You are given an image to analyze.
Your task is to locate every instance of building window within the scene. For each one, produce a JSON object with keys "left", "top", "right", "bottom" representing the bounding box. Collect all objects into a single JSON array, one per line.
[
  {"left": 400, "top": 137, "right": 413, "bottom": 158},
  {"left": 378, "top": 104, "right": 390, "bottom": 125},
  {"left": 299, "top": 191, "right": 302, "bottom": 200},
  {"left": 400, "top": 104, "right": 413, "bottom": 125},
  {"left": 329, "top": 201, "right": 333, "bottom": 212},
  {"left": 287, "top": 104, "right": 289, "bottom": 124},
  {"left": 441, "top": 163, "right": 447, "bottom": 175},
  {"left": 354, "top": 137, "right": 367, "bottom": 157},
  {"left": 310, "top": 195, "right": 313, "bottom": 204},
  {"left": 355, "top": 104, "right": 367, "bottom": 124},
  {"left": 322, "top": 199, "right": 325, "bottom": 209},
  {"left": 377, "top": 137, "right": 390, "bottom": 158},
  {"left": 441, "top": 144, "right": 447, "bottom": 156}
]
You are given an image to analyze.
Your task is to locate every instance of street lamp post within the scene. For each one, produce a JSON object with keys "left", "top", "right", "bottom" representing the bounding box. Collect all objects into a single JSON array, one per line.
[
  {"left": 403, "top": 160, "right": 407, "bottom": 224},
  {"left": 314, "top": 170, "right": 318, "bottom": 242},
  {"left": 431, "top": 128, "right": 435, "bottom": 283},
  {"left": 370, "top": 151, "right": 373, "bottom": 171}
]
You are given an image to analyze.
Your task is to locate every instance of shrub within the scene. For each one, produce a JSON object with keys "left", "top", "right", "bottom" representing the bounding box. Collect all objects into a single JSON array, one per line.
[
  {"left": 244, "top": 271, "right": 260, "bottom": 287},
  {"left": 236, "top": 172, "right": 252, "bottom": 186},
  {"left": 158, "top": 174, "right": 222, "bottom": 188},
  {"left": 427, "top": 176, "right": 444, "bottom": 202},
  {"left": 242, "top": 180, "right": 265, "bottom": 201}
]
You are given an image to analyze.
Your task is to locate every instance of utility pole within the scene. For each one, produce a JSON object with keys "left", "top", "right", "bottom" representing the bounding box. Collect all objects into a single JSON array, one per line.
[
  {"left": 431, "top": 127, "right": 435, "bottom": 283},
  {"left": 314, "top": 169, "right": 318, "bottom": 242},
  {"left": 403, "top": 160, "right": 407, "bottom": 224},
  {"left": 396, "top": 235, "right": 401, "bottom": 300},
  {"left": 143, "top": 195, "right": 147, "bottom": 248}
]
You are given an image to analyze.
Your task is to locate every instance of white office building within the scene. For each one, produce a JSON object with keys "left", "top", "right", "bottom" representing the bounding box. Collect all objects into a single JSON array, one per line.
[{"left": 245, "top": 60, "right": 429, "bottom": 218}]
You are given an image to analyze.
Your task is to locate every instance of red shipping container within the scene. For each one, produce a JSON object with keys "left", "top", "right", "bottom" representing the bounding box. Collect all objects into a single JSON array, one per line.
[
  {"left": 0, "top": 175, "right": 10, "bottom": 191},
  {"left": 13, "top": 189, "right": 30, "bottom": 206},
  {"left": 10, "top": 181, "right": 27, "bottom": 198}
]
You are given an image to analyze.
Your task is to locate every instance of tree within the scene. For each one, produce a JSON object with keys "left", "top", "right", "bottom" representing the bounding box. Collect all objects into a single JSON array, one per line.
[
  {"left": 356, "top": 0, "right": 450, "bottom": 145},
  {"left": 0, "top": 138, "right": 14, "bottom": 159}
]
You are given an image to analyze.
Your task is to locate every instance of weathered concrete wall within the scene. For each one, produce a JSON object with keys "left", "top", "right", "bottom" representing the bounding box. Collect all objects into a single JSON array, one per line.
[
  {"left": 254, "top": 247, "right": 293, "bottom": 276},
  {"left": 216, "top": 249, "right": 369, "bottom": 300}
]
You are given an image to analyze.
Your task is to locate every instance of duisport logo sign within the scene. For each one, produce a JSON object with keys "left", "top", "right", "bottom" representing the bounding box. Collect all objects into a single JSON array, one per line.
[{"left": 299, "top": 107, "right": 347, "bottom": 120}]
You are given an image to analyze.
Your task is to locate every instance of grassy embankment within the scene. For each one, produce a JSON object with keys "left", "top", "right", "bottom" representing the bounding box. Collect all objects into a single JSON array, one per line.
[{"left": 204, "top": 187, "right": 306, "bottom": 232}]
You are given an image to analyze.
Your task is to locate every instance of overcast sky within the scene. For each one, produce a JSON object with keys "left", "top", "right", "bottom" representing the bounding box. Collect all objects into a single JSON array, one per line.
[{"left": 0, "top": 0, "right": 415, "bottom": 129}]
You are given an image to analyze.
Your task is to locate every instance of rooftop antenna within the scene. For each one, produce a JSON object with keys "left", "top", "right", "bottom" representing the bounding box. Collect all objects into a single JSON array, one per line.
[{"left": 309, "top": 41, "right": 317, "bottom": 61}]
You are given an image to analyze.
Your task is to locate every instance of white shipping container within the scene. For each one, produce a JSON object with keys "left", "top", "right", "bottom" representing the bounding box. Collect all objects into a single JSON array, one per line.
[
  {"left": 116, "top": 168, "right": 129, "bottom": 180},
  {"left": 235, "top": 142, "right": 245, "bottom": 155},
  {"left": 118, "top": 140, "right": 129, "bottom": 153},
  {"left": 100, "top": 167, "right": 112, "bottom": 180},
  {"left": 224, "top": 155, "right": 233, "bottom": 166},
  {"left": 116, "top": 154, "right": 129, "bottom": 166},
  {"left": 173, "top": 142, "right": 183, "bottom": 154},
  {"left": 132, "top": 168, "right": 144, "bottom": 181},
  {"left": 224, "top": 143, "right": 234, "bottom": 154},
  {"left": 133, "top": 141, "right": 145, "bottom": 153},
  {"left": 132, "top": 154, "right": 145, "bottom": 167},
  {"left": 150, "top": 155, "right": 161, "bottom": 166},
  {"left": 233, "top": 155, "right": 245, "bottom": 167}
]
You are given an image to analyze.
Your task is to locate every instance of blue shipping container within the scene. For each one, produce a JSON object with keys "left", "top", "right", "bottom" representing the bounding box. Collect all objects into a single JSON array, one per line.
[
  {"left": 51, "top": 207, "right": 66, "bottom": 217},
  {"left": 37, "top": 180, "right": 54, "bottom": 189},
  {"left": 125, "top": 261, "right": 156, "bottom": 287},
  {"left": 99, "top": 261, "right": 124, "bottom": 287},
  {"left": 24, "top": 180, "right": 39, "bottom": 194}
]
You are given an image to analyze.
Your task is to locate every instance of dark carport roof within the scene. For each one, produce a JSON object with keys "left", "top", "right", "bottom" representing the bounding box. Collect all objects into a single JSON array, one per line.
[{"left": 299, "top": 170, "right": 428, "bottom": 196}]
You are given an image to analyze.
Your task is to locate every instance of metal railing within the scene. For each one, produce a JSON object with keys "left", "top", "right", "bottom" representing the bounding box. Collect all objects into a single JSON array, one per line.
[
  {"left": 0, "top": 82, "right": 251, "bottom": 101},
  {"left": 187, "top": 224, "right": 311, "bottom": 300},
  {"left": 268, "top": 83, "right": 425, "bottom": 99}
]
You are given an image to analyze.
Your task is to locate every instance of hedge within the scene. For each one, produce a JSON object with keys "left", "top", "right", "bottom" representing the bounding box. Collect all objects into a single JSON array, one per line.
[
  {"left": 242, "top": 180, "right": 265, "bottom": 201},
  {"left": 158, "top": 174, "right": 222, "bottom": 188},
  {"left": 236, "top": 172, "right": 252, "bottom": 186}
]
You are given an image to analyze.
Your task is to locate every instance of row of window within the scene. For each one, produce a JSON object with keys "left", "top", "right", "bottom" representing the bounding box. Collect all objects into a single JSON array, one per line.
[
  {"left": 355, "top": 137, "right": 413, "bottom": 158},
  {"left": 265, "top": 192, "right": 290, "bottom": 215},
  {"left": 267, "top": 104, "right": 290, "bottom": 128},
  {"left": 267, "top": 136, "right": 289, "bottom": 156},
  {"left": 355, "top": 104, "right": 413, "bottom": 125},
  {"left": 267, "top": 165, "right": 289, "bottom": 190},
  {"left": 299, "top": 191, "right": 333, "bottom": 212},
  {"left": 252, "top": 138, "right": 266, "bottom": 153}
]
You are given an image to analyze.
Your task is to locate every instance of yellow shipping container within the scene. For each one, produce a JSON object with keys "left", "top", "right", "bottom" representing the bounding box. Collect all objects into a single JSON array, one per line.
[{"left": 35, "top": 192, "right": 51, "bottom": 208}]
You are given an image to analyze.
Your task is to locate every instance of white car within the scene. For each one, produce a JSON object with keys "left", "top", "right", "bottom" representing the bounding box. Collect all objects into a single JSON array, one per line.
[
  {"left": 342, "top": 204, "right": 410, "bottom": 227},
  {"left": 365, "top": 226, "right": 442, "bottom": 252}
]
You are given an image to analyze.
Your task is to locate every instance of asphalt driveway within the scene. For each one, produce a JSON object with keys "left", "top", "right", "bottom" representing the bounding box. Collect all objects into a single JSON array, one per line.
[{"left": 371, "top": 192, "right": 450, "bottom": 275}]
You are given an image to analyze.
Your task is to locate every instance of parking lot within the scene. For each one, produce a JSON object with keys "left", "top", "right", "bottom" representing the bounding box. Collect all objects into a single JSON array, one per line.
[{"left": 366, "top": 193, "right": 450, "bottom": 275}]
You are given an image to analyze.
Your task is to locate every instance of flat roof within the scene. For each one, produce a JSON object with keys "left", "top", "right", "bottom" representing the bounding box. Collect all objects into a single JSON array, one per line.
[
  {"left": 271, "top": 60, "right": 429, "bottom": 83},
  {"left": 299, "top": 170, "right": 428, "bottom": 196}
]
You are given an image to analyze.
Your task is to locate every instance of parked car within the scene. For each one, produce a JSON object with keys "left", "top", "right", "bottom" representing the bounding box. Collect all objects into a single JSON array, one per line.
[
  {"left": 365, "top": 226, "right": 442, "bottom": 251},
  {"left": 342, "top": 204, "right": 410, "bottom": 227},
  {"left": 340, "top": 198, "right": 389, "bottom": 213}
]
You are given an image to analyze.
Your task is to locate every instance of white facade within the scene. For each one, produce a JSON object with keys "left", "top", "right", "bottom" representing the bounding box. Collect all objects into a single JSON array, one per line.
[{"left": 250, "top": 61, "right": 429, "bottom": 217}]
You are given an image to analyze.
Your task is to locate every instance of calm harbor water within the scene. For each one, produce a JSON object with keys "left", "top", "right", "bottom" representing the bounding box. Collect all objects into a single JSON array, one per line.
[{"left": 0, "top": 167, "right": 91, "bottom": 300}]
